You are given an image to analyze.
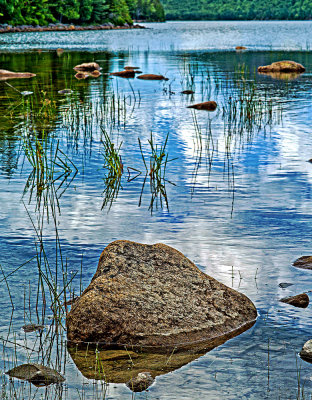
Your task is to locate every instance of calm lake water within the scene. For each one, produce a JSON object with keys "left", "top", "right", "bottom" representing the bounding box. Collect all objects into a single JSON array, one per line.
[{"left": 0, "top": 21, "right": 312, "bottom": 399}]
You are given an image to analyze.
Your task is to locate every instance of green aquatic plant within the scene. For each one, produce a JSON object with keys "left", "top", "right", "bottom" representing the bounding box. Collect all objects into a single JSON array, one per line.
[{"left": 101, "top": 130, "right": 123, "bottom": 210}]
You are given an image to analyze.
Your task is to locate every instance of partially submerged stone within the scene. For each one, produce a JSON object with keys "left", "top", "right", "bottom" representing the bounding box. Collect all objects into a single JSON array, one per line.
[
  {"left": 58, "top": 89, "right": 73, "bottom": 95},
  {"left": 279, "top": 282, "right": 294, "bottom": 289},
  {"left": 181, "top": 90, "right": 195, "bottom": 94},
  {"left": 279, "top": 293, "right": 309, "bottom": 308},
  {"left": 66, "top": 240, "right": 257, "bottom": 349},
  {"left": 22, "top": 324, "right": 44, "bottom": 333},
  {"left": 187, "top": 101, "right": 217, "bottom": 111},
  {"left": 73, "top": 62, "right": 100, "bottom": 71},
  {"left": 110, "top": 70, "right": 135, "bottom": 78},
  {"left": 124, "top": 66, "right": 140, "bottom": 70},
  {"left": 235, "top": 46, "right": 247, "bottom": 50},
  {"left": 137, "top": 74, "right": 169, "bottom": 81},
  {"left": 0, "top": 69, "right": 36, "bottom": 80},
  {"left": 126, "top": 372, "right": 154, "bottom": 392},
  {"left": 300, "top": 339, "right": 312, "bottom": 362},
  {"left": 293, "top": 256, "right": 312, "bottom": 270},
  {"left": 6, "top": 364, "right": 65, "bottom": 386},
  {"left": 257, "top": 60, "right": 305, "bottom": 73}
]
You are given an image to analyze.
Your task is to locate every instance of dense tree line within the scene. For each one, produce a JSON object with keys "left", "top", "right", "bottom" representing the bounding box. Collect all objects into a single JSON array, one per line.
[
  {"left": 0, "top": 0, "right": 165, "bottom": 26},
  {"left": 161, "top": 0, "right": 312, "bottom": 20}
]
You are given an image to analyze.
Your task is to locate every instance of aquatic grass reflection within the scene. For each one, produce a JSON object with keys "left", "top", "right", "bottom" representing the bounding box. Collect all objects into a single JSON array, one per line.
[
  {"left": 101, "top": 129, "right": 123, "bottom": 211},
  {"left": 22, "top": 131, "right": 77, "bottom": 214},
  {"left": 138, "top": 132, "right": 177, "bottom": 213}
]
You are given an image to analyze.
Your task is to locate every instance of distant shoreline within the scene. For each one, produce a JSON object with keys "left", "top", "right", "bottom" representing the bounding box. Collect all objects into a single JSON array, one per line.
[{"left": 0, "top": 23, "right": 146, "bottom": 35}]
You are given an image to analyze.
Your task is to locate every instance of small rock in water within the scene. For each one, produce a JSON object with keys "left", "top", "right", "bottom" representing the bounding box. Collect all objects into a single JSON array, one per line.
[
  {"left": 21, "top": 91, "right": 33, "bottom": 96},
  {"left": 58, "top": 89, "right": 73, "bottom": 94},
  {"left": 279, "top": 293, "right": 309, "bottom": 308},
  {"left": 293, "top": 256, "right": 312, "bottom": 270},
  {"left": 300, "top": 340, "right": 312, "bottom": 362},
  {"left": 6, "top": 363, "right": 65, "bottom": 386},
  {"left": 258, "top": 60, "right": 305, "bottom": 73},
  {"left": 126, "top": 372, "right": 154, "bottom": 392},
  {"left": 137, "top": 74, "right": 168, "bottom": 81},
  {"left": 124, "top": 66, "right": 140, "bottom": 70},
  {"left": 181, "top": 90, "right": 194, "bottom": 94},
  {"left": 73, "top": 62, "right": 100, "bottom": 72},
  {"left": 278, "top": 282, "right": 294, "bottom": 289},
  {"left": 236, "top": 46, "right": 247, "bottom": 50},
  {"left": 187, "top": 101, "right": 217, "bottom": 111},
  {"left": 22, "top": 324, "right": 45, "bottom": 333},
  {"left": 110, "top": 70, "right": 135, "bottom": 78}
]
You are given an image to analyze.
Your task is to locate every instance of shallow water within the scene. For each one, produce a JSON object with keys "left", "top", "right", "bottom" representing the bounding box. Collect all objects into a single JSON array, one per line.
[{"left": 0, "top": 21, "right": 312, "bottom": 399}]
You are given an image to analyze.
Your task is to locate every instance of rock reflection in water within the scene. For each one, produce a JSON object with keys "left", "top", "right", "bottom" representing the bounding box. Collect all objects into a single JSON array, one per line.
[{"left": 67, "top": 320, "right": 255, "bottom": 391}]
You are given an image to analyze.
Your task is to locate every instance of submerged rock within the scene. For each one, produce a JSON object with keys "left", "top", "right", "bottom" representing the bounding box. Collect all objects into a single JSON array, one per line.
[
  {"left": 73, "top": 62, "right": 100, "bottom": 72},
  {"left": 293, "top": 256, "right": 312, "bottom": 270},
  {"left": 124, "top": 66, "right": 140, "bottom": 70},
  {"left": 66, "top": 240, "right": 257, "bottom": 349},
  {"left": 58, "top": 89, "right": 73, "bottom": 94},
  {"left": 257, "top": 61, "right": 305, "bottom": 73},
  {"left": 279, "top": 293, "right": 309, "bottom": 308},
  {"left": 300, "top": 340, "right": 312, "bottom": 362},
  {"left": 278, "top": 282, "right": 294, "bottom": 289},
  {"left": 6, "top": 364, "right": 65, "bottom": 386},
  {"left": 22, "top": 324, "right": 44, "bottom": 333},
  {"left": 181, "top": 90, "right": 195, "bottom": 94},
  {"left": 187, "top": 101, "right": 217, "bottom": 111},
  {"left": 0, "top": 69, "right": 36, "bottom": 80},
  {"left": 137, "top": 74, "right": 169, "bottom": 81},
  {"left": 68, "top": 322, "right": 255, "bottom": 384},
  {"left": 126, "top": 372, "right": 154, "bottom": 392},
  {"left": 110, "top": 70, "right": 135, "bottom": 78}
]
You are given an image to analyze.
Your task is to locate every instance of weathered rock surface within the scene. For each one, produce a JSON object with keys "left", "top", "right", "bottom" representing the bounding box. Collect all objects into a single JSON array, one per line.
[
  {"left": 280, "top": 293, "right": 309, "bottom": 308},
  {"left": 66, "top": 240, "right": 257, "bottom": 349},
  {"left": 6, "top": 364, "right": 65, "bottom": 386},
  {"left": 0, "top": 69, "right": 36, "bottom": 80},
  {"left": 257, "top": 60, "right": 305, "bottom": 73},
  {"left": 187, "top": 101, "right": 217, "bottom": 111},
  {"left": 73, "top": 62, "right": 100, "bottom": 72},
  {"left": 300, "top": 339, "right": 312, "bottom": 362},
  {"left": 126, "top": 372, "right": 154, "bottom": 392},
  {"left": 110, "top": 70, "right": 135, "bottom": 78},
  {"left": 137, "top": 74, "right": 169, "bottom": 81},
  {"left": 293, "top": 256, "right": 312, "bottom": 270}
]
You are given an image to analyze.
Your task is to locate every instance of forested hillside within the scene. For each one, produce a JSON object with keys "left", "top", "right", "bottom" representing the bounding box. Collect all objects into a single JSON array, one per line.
[
  {"left": 161, "top": 0, "right": 312, "bottom": 20},
  {"left": 0, "top": 0, "right": 165, "bottom": 26}
]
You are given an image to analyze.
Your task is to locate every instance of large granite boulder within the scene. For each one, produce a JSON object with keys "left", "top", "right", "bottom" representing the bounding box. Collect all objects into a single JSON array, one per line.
[{"left": 66, "top": 241, "right": 257, "bottom": 349}]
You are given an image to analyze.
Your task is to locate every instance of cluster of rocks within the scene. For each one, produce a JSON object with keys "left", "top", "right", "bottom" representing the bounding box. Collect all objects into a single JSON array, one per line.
[{"left": 0, "top": 23, "right": 145, "bottom": 34}]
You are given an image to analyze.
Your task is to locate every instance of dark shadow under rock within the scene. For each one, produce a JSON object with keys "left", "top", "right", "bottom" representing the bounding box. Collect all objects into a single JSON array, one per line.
[{"left": 67, "top": 320, "right": 255, "bottom": 391}]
